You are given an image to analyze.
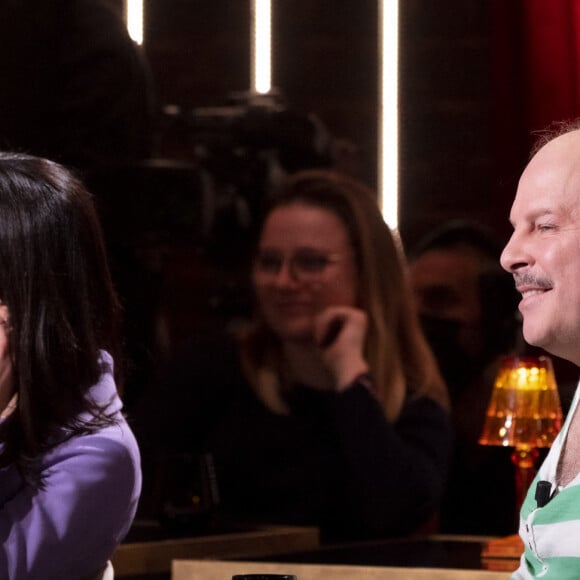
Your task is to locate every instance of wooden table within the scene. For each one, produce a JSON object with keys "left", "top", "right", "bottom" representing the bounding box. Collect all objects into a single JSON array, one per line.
[
  {"left": 172, "top": 559, "right": 511, "bottom": 580},
  {"left": 112, "top": 525, "right": 320, "bottom": 578},
  {"left": 252, "top": 533, "right": 508, "bottom": 571}
]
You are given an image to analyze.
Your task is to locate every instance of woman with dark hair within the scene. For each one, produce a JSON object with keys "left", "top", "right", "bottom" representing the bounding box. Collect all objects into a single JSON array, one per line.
[
  {"left": 0, "top": 152, "right": 141, "bottom": 578},
  {"left": 138, "top": 169, "right": 451, "bottom": 542}
]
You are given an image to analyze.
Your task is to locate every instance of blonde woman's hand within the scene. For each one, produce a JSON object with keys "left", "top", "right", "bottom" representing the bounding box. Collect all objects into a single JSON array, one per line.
[{"left": 314, "top": 306, "right": 370, "bottom": 391}]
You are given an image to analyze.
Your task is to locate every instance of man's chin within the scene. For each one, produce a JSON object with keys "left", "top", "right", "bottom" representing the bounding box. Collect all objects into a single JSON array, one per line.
[
  {"left": 523, "top": 334, "right": 544, "bottom": 350},
  {"left": 523, "top": 325, "right": 553, "bottom": 353}
]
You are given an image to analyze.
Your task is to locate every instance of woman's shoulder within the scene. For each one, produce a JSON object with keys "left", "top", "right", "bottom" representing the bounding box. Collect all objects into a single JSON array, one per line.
[
  {"left": 46, "top": 356, "right": 141, "bottom": 481},
  {"left": 32, "top": 415, "right": 141, "bottom": 537},
  {"left": 47, "top": 416, "right": 139, "bottom": 471},
  {"left": 0, "top": 417, "right": 141, "bottom": 580}
]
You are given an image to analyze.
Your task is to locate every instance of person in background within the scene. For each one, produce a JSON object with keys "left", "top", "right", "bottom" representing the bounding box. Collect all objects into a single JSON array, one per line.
[
  {"left": 0, "top": 152, "right": 141, "bottom": 579},
  {"left": 408, "top": 220, "right": 522, "bottom": 535},
  {"left": 136, "top": 169, "right": 452, "bottom": 542},
  {"left": 501, "top": 120, "right": 580, "bottom": 579}
]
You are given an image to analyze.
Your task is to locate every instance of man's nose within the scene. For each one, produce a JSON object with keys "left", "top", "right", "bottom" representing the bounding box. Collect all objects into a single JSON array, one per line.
[{"left": 500, "top": 230, "right": 530, "bottom": 273}]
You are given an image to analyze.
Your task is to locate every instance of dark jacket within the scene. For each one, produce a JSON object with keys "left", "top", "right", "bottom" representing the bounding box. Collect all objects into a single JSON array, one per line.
[{"left": 136, "top": 332, "right": 452, "bottom": 542}]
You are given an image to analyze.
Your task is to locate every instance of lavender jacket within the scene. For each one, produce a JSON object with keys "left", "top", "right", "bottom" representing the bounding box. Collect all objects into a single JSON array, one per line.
[{"left": 0, "top": 352, "right": 141, "bottom": 579}]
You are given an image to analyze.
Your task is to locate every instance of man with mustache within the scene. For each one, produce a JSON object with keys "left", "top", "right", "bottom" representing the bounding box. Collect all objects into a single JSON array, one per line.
[{"left": 501, "top": 120, "right": 580, "bottom": 579}]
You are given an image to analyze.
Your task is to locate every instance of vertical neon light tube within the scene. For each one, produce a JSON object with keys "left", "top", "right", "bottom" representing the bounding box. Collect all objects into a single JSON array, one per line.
[
  {"left": 252, "top": 0, "right": 272, "bottom": 94},
  {"left": 126, "top": 0, "right": 144, "bottom": 45},
  {"left": 379, "top": 0, "right": 399, "bottom": 229}
]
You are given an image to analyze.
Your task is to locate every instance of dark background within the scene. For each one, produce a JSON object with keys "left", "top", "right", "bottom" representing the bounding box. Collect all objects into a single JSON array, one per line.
[
  {"left": 137, "top": 0, "right": 504, "bottom": 249},
  {"left": 102, "top": 0, "right": 580, "bottom": 392}
]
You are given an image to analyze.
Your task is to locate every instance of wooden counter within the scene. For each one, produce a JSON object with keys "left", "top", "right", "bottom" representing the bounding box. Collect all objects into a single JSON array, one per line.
[{"left": 171, "top": 559, "right": 511, "bottom": 580}]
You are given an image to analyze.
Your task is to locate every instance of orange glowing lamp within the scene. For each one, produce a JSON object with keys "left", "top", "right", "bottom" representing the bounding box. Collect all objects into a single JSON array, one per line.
[{"left": 479, "top": 355, "right": 563, "bottom": 511}]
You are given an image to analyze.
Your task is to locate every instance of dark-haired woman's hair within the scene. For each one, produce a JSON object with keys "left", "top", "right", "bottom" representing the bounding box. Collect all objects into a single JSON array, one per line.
[{"left": 0, "top": 152, "right": 122, "bottom": 480}]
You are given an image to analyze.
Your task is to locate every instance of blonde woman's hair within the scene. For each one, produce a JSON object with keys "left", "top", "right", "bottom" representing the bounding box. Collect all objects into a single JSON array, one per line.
[{"left": 239, "top": 169, "right": 449, "bottom": 420}]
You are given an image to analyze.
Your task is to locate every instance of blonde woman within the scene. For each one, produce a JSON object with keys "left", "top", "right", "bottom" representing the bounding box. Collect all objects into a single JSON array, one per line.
[{"left": 140, "top": 169, "right": 451, "bottom": 542}]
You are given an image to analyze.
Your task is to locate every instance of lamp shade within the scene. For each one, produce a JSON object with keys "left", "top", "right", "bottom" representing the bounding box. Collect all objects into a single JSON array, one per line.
[{"left": 478, "top": 355, "right": 563, "bottom": 451}]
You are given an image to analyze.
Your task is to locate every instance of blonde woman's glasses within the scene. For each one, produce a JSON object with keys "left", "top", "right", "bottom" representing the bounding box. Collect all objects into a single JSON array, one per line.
[{"left": 254, "top": 249, "right": 341, "bottom": 282}]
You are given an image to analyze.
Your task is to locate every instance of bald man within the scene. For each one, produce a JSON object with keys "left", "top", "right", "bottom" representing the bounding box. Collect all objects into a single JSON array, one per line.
[{"left": 501, "top": 121, "right": 580, "bottom": 579}]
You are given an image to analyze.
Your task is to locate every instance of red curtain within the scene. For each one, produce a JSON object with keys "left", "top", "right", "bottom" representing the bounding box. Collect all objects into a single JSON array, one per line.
[
  {"left": 491, "top": 0, "right": 580, "bottom": 231},
  {"left": 522, "top": 0, "right": 580, "bottom": 130}
]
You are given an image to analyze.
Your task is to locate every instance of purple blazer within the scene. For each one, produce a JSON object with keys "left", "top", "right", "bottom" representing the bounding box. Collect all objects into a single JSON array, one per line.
[{"left": 0, "top": 352, "right": 141, "bottom": 579}]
